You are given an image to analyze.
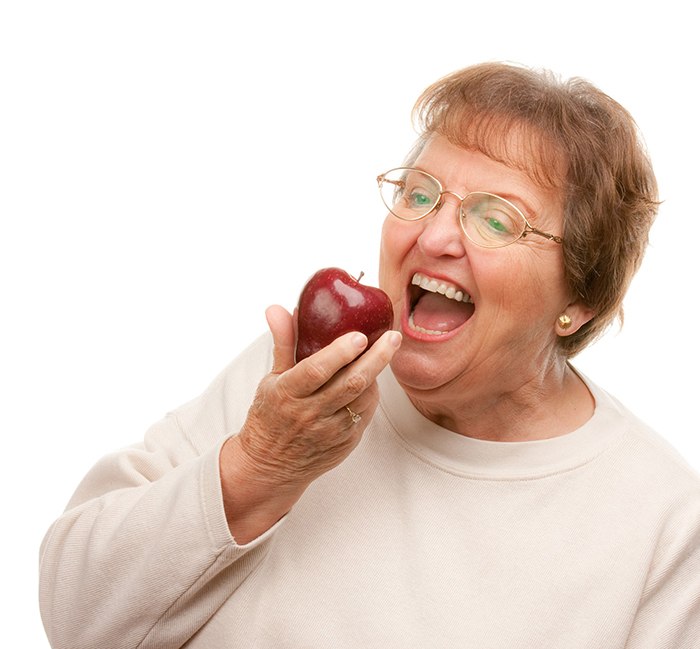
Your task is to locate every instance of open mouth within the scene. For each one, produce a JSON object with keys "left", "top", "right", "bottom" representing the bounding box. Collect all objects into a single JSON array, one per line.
[{"left": 406, "top": 272, "right": 475, "bottom": 337}]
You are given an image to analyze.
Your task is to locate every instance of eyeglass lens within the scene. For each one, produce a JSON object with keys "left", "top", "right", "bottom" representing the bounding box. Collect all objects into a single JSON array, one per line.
[{"left": 378, "top": 168, "right": 527, "bottom": 247}]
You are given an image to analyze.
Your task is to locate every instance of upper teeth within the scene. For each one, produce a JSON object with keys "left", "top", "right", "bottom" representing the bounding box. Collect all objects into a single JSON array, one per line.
[{"left": 411, "top": 273, "right": 473, "bottom": 303}]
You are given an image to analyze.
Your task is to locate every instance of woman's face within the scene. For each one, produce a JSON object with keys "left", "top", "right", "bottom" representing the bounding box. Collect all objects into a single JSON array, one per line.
[{"left": 379, "top": 135, "right": 584, "bottom": 407}]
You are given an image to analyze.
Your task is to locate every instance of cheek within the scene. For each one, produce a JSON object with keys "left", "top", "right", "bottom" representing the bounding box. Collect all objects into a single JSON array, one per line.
[
  {"left": 378, "top": 218, "right": 392, "bottom": 288},
  {"left": 473, "top": 249, "right": 567, "bottom": 317},
  {"left": 378, "top": 216, "right": 417, "bottom": 288},
  {"left": 527, "top": 249, "right": 570, "bottom": 306}
]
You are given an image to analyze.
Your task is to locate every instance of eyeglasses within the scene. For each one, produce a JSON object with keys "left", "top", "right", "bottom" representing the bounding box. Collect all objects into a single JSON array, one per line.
[{"left": 377, "top": 167, "right": 564, "bottom": 248}]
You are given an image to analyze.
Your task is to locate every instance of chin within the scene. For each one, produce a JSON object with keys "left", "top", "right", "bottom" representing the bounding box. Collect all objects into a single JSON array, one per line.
[{"left": 389, "top": 345, "right": 456, "bottom": 394}]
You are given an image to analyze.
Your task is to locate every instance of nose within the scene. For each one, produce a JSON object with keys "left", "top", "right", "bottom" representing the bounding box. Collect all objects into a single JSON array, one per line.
[{"left": 416, "top": 191, "right": 467, "bottom": 259}]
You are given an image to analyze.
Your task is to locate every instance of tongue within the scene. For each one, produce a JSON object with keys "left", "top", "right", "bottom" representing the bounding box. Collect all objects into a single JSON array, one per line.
[{"left": 412, "top": 292, "right": 474, "bottom": 332}]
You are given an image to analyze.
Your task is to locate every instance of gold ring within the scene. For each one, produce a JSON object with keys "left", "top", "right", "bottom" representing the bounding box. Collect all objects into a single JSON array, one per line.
[{"left": 345, "top": 406, "right": 362, "bottom": 424}]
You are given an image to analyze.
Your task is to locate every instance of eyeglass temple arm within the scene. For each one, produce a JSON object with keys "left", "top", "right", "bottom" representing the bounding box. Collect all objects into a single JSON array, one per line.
[
  {"left": 524, "top": 226, "right": 563, "bottom": 244},
  {"left": 377, "top": 175, "right": 405, "bottom": 188}
]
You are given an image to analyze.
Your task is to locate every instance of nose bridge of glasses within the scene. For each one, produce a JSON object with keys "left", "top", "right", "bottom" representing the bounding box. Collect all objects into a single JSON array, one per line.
[
  {"left": 439, "top": 189, "right": 467, "bottom": 204},
  {"left": 435, "top": 189, "right": 466, "bottom": 214},
  {"left": 428, "top": 188, "right": 469, "bottom": 246}
]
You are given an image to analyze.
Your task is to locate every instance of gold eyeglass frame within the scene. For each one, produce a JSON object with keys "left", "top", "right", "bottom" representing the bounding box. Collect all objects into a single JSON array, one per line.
[{"left": 377, "top": 167, "right": 564, "bottom": 248}]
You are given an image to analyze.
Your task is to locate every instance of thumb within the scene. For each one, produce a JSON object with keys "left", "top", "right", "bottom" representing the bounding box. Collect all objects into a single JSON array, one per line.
[{"left": 265, "top": 305, "right": 296, "bottom": 373}]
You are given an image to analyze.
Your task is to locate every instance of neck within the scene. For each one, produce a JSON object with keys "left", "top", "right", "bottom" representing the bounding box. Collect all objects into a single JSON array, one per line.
[{"left": 402, "top": 361, "right": 594, "bottom": 442}]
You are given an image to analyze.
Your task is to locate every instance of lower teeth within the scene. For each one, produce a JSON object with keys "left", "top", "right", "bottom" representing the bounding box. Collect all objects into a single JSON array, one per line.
[{"left": 408, "top": 312, "right": 448, "bottom": 336}]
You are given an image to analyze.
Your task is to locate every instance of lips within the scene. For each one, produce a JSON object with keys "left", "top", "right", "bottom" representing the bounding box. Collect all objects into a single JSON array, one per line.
[{"left": 406, "top": 272, "right": 475, "bottom": 337}]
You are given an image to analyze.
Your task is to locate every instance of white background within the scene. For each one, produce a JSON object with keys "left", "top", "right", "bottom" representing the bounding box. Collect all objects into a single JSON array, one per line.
[{"left": 2, "top": 1, "right": 698, "bottom": 645}]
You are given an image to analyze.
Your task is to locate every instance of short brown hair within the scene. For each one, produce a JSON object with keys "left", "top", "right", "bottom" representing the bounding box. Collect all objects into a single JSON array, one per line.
[{"left": 412, "top": 62, "right": 659, "bottom": 356}]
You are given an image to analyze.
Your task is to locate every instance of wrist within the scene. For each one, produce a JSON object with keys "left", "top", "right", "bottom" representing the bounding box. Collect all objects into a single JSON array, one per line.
[{"left": 219, "top": 435, "right": 307, "bottom": 544}]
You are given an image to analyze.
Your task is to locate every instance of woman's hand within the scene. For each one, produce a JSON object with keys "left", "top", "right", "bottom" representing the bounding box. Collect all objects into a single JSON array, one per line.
[{"left": 220, "top": 304, "right": 401, "bottom": 543}]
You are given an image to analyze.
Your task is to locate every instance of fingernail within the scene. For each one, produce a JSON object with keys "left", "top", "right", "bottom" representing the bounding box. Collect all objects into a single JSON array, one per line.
[
  {"left": 352, "top": 332, "right": 368, "bottom": 349},
  {"left": 389, "top": 331, "right": 402, "bottom": 348}
]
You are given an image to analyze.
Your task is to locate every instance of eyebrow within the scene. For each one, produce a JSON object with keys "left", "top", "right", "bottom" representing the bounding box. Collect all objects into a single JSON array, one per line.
[{"left": 489, "top": 191, "right": 538, "bottom": 222}]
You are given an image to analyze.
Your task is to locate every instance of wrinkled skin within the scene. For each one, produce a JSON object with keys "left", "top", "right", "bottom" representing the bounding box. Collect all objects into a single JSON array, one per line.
[{"left": 220, "top": 305, "right": 401, "bottom": 543}]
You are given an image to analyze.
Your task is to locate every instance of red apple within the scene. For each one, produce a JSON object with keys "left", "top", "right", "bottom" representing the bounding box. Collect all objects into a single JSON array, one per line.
[{"left": 295, "top": 267, "right": 394, "bottom": 363}]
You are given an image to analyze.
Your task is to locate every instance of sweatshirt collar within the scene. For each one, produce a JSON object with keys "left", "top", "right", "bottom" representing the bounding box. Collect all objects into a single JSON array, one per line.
[{"left": 377, "top": 366, "right": 627, "bottom": 479}]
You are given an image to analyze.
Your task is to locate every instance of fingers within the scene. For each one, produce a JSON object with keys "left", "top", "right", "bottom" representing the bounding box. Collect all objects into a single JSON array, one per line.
[
  {"left": 281, "top": 328, "right": 401, "bottom": 405},
  {"left": 265, "top": 305, "right": 296, "bottom": 374},
  {"left": 279, "top": 330, "right": 368, "bottom": 397},
  {"left": 342, "top": 380, "right": 380, "bottom": 428},
  {"left": 347, "top": 329, "right": 402, "bottom": 384},
  {"left": 328, "top": 329, "right": 401, "bottom": 408},
  {"left": 233, "top": 329, "right": 401, "bottom": 497}
]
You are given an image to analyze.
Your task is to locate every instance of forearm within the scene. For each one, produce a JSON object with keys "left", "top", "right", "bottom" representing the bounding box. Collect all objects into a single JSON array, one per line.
[
  {"left": 39, "top": 335, "right": 278, "bottom": 648},
  {"left": 39, "top": 441, "right": 268, "bottom": 649}
]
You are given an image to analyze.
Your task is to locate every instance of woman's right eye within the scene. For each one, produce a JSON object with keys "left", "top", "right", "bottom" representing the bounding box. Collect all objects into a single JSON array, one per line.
[{"left": 408, "top": 190, "right": 433, "bottom": 208}]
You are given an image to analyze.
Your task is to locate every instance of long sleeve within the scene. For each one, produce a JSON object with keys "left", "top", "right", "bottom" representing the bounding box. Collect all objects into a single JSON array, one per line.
[
  {"left": 624, "top": 488, "right": 700, "bottom": 648},
  {"left": 39, "top": 334, "right": 275, "bottom": 649},
  {"left": 39, "top": 346, "right": 700, "bottom": 648}
]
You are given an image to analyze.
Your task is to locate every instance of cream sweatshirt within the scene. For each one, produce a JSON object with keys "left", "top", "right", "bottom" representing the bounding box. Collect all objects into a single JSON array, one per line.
[{"left": 39, "top": 333, "right": 700, "bottom": 648}]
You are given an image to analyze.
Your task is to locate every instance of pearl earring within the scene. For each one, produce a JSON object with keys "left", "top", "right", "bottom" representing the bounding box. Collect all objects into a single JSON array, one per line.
[{"left": 558, "top": 314, "right": 572, "bottom": 330}]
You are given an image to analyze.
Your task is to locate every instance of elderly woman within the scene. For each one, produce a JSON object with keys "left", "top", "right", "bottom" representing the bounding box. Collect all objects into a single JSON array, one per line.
[{"left": 40, "top": 63, "right": 699, "bottom": 648}]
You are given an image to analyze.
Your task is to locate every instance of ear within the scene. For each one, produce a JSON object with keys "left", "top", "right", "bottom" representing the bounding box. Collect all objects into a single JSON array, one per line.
[{"left": 555, "top": 299, "right": 596, "bottom": 337}]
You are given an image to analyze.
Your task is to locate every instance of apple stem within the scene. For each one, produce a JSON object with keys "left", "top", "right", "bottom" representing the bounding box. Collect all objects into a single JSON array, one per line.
[{"left": 356, "top": 271, "right": 365, "bottom": 283}]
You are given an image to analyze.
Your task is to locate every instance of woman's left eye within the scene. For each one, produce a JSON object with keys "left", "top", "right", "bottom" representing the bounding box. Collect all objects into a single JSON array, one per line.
[{"left": 486, "top": 215, "right": 510, "bottom": 233}]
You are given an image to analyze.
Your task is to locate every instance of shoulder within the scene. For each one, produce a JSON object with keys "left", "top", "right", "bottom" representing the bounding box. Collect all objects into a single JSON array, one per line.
[
  {"left": 581, "top": 375, "right": 700, "bottom": 578},
  {"left": 586, "top": 375, "right": 700, "bottom": 497},
  {"left": 169, "top": 332, "right": 274, "bottom": 452}
]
